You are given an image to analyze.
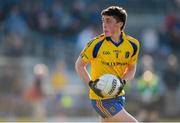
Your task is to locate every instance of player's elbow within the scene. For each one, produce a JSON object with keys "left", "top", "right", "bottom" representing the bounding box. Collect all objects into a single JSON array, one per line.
[
  {"left": 75, "top": 58, "right": 80, "bottom": 73},
  {"left": 123, "top": 64, "right": 136, "bottom": 81},
  {"left": 75, "top": 57, "right": 86, "bottom": 72},
  {"left": 129, "top": 66, "right": 136, "bottom": 80},
  {"left": 129, "top": 74, "right": 135, "bottom": 81}
]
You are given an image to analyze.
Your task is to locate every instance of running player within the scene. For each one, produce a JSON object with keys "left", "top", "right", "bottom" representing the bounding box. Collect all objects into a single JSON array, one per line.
[{"left": 75, "top": 6, "right": 140, "bottom": 122}]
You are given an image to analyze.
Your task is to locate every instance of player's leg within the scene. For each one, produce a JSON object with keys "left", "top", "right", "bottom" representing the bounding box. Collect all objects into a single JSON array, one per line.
[{"left": 101, "top": 108, "right": 138, "bottom": 122}]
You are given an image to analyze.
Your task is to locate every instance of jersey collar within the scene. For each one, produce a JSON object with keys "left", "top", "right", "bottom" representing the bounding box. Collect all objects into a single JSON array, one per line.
[{"left": 106, "top": 32, "right": 125, "bottom": 47}]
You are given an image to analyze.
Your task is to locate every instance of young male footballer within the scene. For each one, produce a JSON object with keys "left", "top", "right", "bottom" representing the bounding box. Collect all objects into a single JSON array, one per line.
[{"left": 75, "top": 6, "right": 140, "bottom": 122}]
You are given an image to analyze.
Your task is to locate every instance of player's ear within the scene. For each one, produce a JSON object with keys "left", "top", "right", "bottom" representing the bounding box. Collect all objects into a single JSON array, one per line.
[{"left": 119, "top": 22, "right": 123, "bottom": 29}]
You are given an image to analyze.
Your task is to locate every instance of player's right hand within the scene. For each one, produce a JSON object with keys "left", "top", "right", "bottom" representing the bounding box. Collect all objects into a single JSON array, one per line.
[{"left": 88, "top": 79, "right": 104, "bottom": 98}]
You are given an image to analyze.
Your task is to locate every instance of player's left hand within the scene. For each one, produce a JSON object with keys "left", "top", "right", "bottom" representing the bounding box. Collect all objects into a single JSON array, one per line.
[{"left": 116, "top": 78, "right": 126, "bottom": 97}]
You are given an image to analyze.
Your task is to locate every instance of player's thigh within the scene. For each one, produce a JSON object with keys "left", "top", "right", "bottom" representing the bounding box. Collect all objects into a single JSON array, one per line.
[
  {"left": 91, "top": 96, "right": 125, "bottom": 119},
  {"left": 101, "top": 108, "right": 138, "bottom": 122}
]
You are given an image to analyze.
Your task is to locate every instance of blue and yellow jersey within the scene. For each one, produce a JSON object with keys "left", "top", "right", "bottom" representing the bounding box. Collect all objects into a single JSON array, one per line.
[{"left": 80, "top": 32, "right": 140, "bottom": 100}]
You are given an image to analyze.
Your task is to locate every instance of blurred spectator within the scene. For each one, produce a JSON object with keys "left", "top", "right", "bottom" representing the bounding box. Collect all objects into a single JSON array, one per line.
[
  {"left": 37, "top": 11, "right": 51, "bottom": 33},
  {"left": 135, "top": 70, "right": 163, "bottom": 122},
  {"left": 2, "top": 5, "right": 30, "bottom": 56},
  {"left": 3, "top": 32, "right": 23, "bottom": 56},
  {"left": 49, "top": 1, "right": 64, "bottom": 33},
  {"left": 175, "top": 0, "right": 180, "bottom": 8},
  {"left": 76, "top": 26, "right": 97, "bottom": 54},
  {"left": 165, "top": 13, "right": 177, "bottom": 31},
  {"left": 165, "top": 13, "right": 180, "bottom": 51},
  {"left": 135, "top": 55, "right": 164, "bottom": 122},
  {"left": 71, "top": 0, "right": 86, "bottom": 27},
  {"left": 170, "top": 16, "right": 180, "bottom": 51},
  {"left": 24, "top": 76, "right": 44, "bottom": 102},
  {"left": 87, "top": 3, "right": 101, "bottom": 25},
  {"left": 23, "top": 64, "right": 49, "bottom": 121},
  {"left": 163, "top": 54, "right": 180, "bottom": 90},
  {"left": 4, "top": 5, "right": 29, "bottom": 37},
  {"left": 0, "top": 64, "right": 21, "bottom": 95},
  {"left": 51, "top": 60, "right": 68, "bottom": 96},
  {"left": 162, "top": 54, "right": 180, "bottom": 117},
  {"left": 141, "top": 28, "right": 159, "bottom": 54},
  {"left": 23, "top": 75, "right": 46, "bottom": 121},
  {"left": 137, "top": 71, "right": 161, "bottom": 122},
  {"left": 138, "top": 54, "right": 154, "bottom": 75},
  {"left": 158, "top": 22, "right": 172, "bottom": 56}
]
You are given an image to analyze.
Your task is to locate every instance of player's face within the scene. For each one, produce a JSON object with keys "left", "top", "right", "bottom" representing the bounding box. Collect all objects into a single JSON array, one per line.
[{"left": 102, "top": 15, "right": 122, "bottom": 37}]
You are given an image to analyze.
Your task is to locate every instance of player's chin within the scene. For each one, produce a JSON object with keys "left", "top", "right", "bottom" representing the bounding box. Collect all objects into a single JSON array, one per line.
[{"left": 104, "top": 32, "right": 111, "bottom": 37}]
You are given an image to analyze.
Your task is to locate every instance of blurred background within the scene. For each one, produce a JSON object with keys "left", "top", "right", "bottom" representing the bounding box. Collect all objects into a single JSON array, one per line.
[{"left": 0, "top": 0, "right": 180, "bottom": 122}]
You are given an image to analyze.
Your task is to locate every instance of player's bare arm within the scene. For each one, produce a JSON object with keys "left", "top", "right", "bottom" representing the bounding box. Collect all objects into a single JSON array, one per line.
[
  {"left": 75, "top": 56, "right": 91, "bottom": 84},
  {"left": 122, "top": 64, "right": 137, "bottom": 81},
  {"left": 75, "top": 56, "right": 104, "bottom": 97}
]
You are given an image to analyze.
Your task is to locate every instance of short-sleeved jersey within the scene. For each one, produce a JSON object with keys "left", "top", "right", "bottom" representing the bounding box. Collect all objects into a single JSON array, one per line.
[{"left": 80, "top": 32, "right": 140, "bottom": 100}]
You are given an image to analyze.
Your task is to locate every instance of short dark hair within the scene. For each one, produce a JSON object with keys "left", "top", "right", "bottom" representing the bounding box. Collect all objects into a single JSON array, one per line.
[{"left": 101, "top": 6, "right": 127, "bottom": 30}]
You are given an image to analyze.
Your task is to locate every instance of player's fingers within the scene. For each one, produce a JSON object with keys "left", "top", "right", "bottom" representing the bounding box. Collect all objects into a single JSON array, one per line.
[
  {"left": 95, "top": 88, "right": 104, "bottom": 98},
  {"left": 122, "top": 80, "right": 126, "bottom": 85},
  {"left": 94, "top": 79, "right": 99, "bottom": 84}
]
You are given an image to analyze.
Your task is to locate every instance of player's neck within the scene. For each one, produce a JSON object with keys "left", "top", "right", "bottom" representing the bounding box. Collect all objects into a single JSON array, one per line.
[{"left": 111, "top": 32, "right": 121, "bottom": 43}]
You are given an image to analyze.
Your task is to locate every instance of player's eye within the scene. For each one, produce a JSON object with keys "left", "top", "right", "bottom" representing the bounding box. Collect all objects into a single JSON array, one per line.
[{"left": 106, "top": 19, "right": 111, "bottom": 23}]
